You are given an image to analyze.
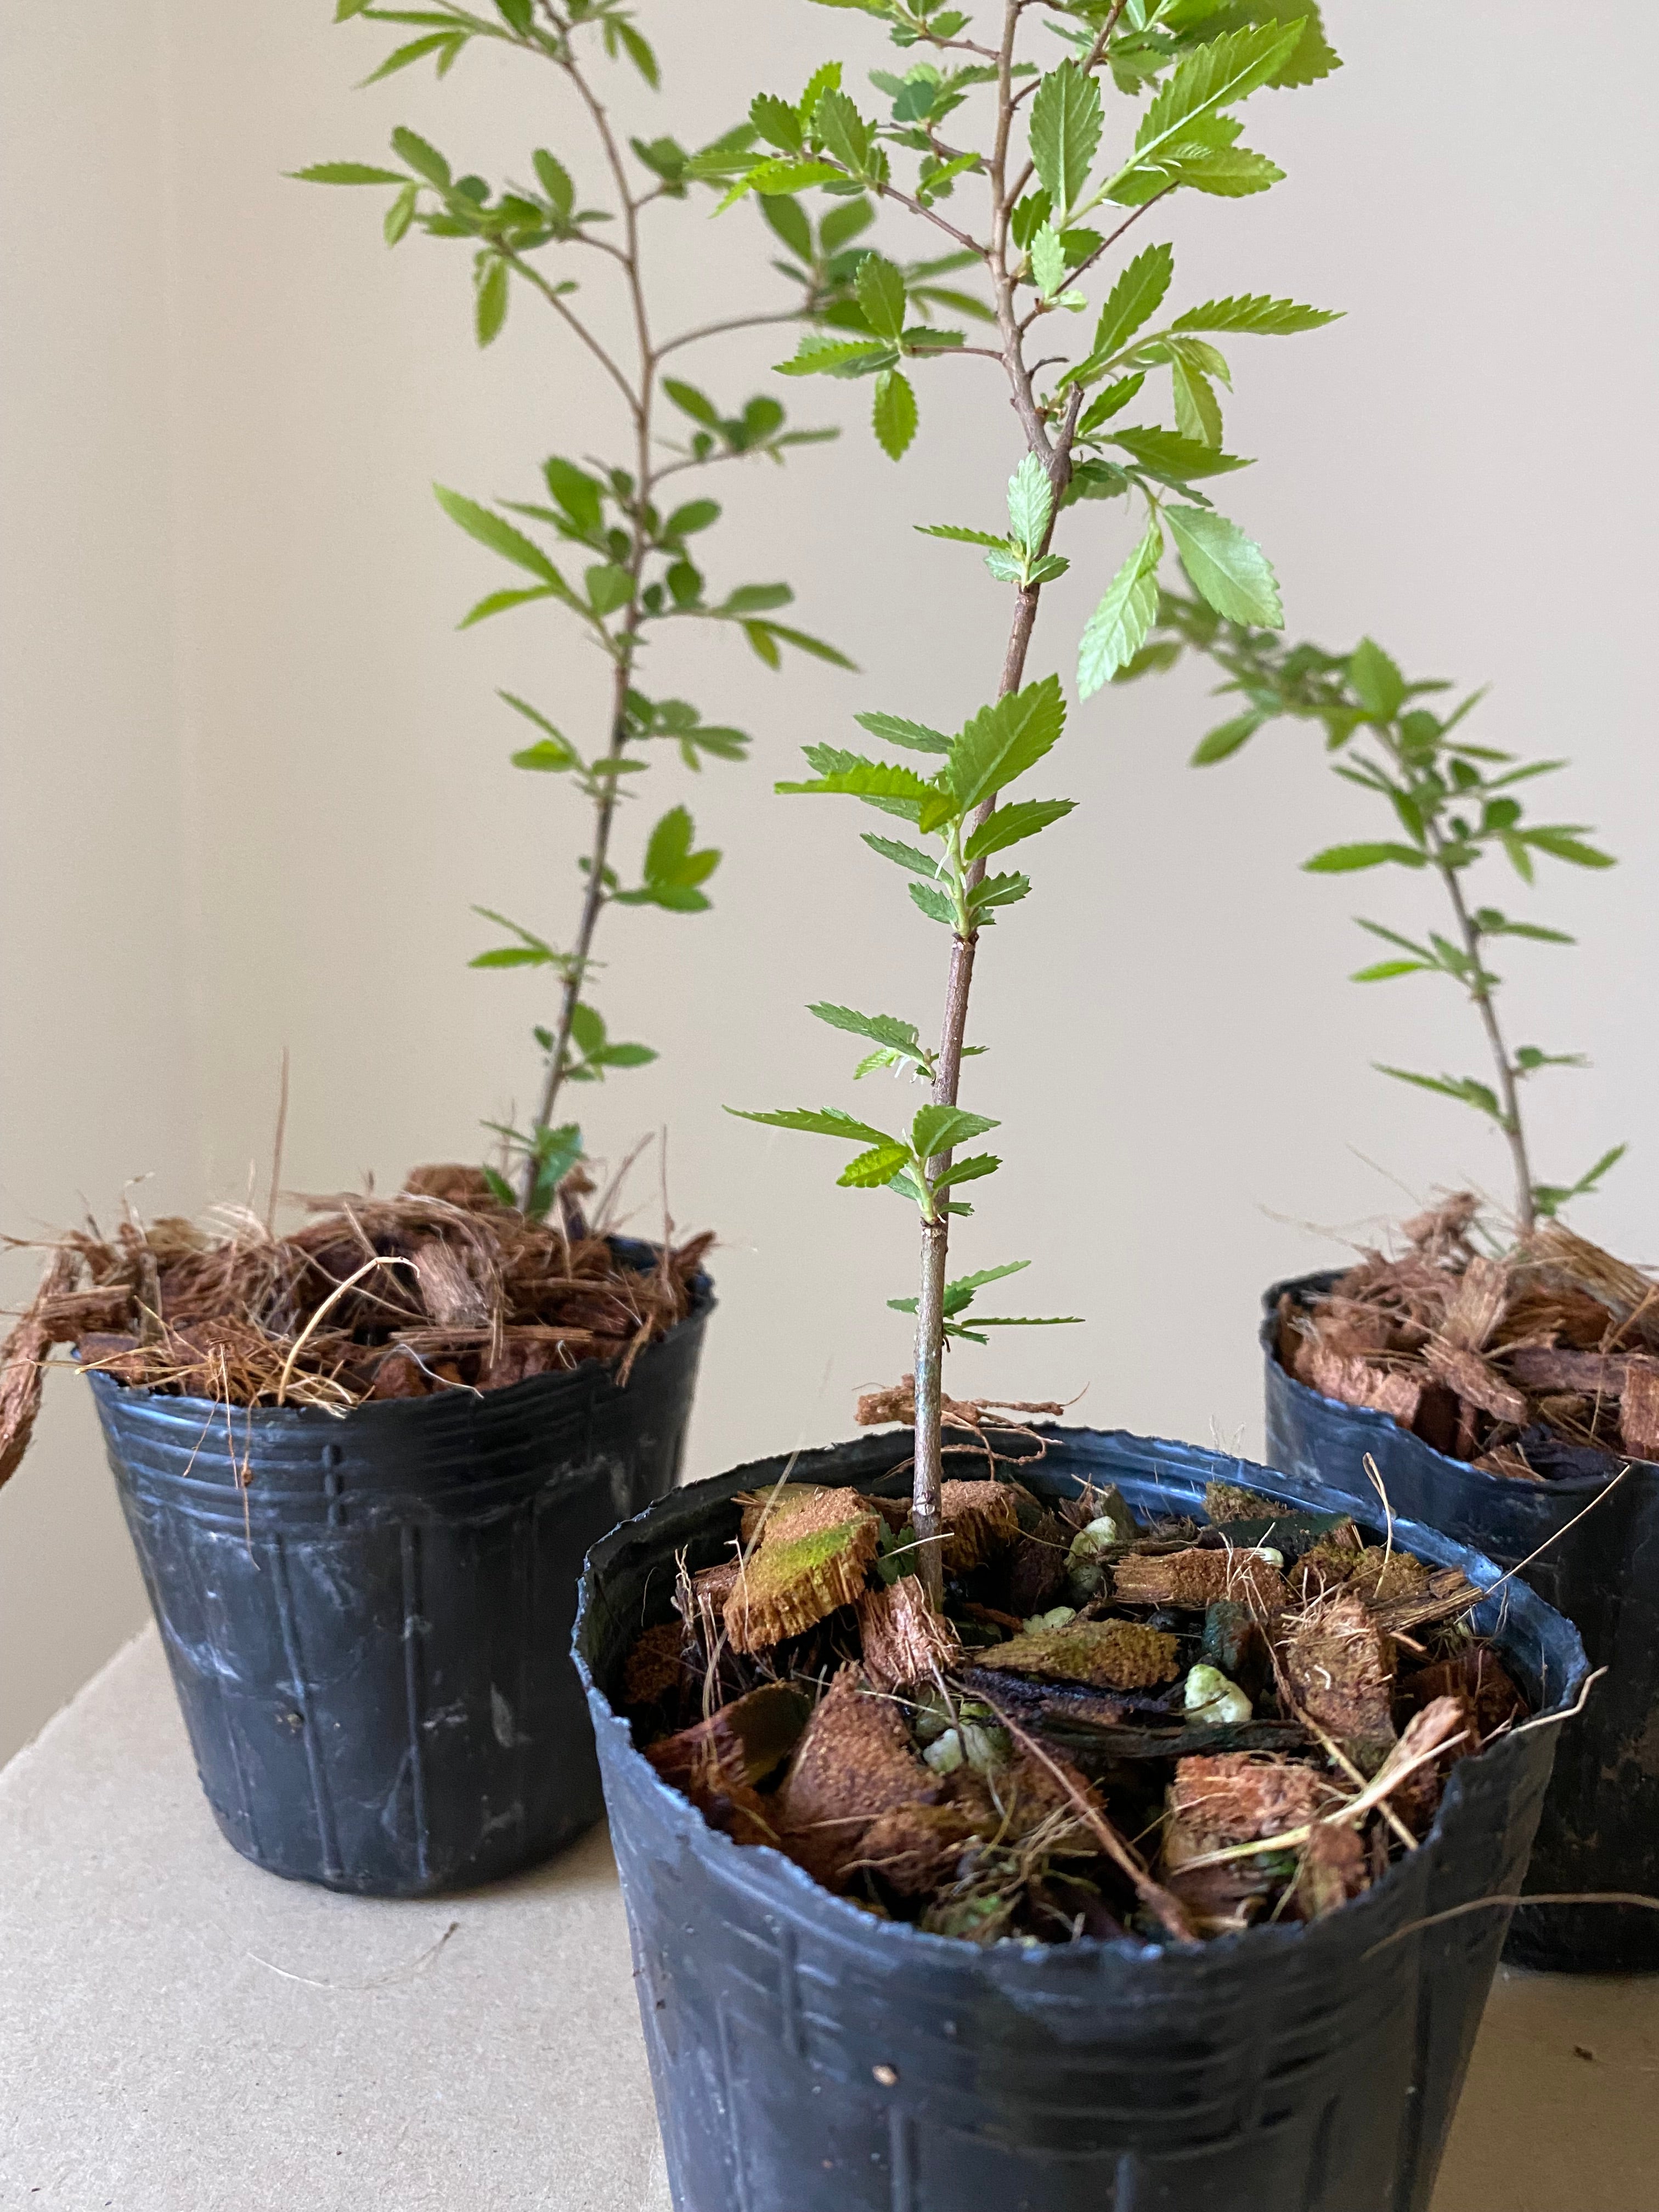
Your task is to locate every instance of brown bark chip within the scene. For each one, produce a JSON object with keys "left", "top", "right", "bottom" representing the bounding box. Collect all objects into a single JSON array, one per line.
[
  {"left": 1006, "top": 1517, "right": 1070, "bottom": 1616},
  {"left": 1204, "top": 1480, "right": 1282, "bottom": 1524},
  {"left": 848, "top": 1802, "right": 980, "bottom": 1895},
  {"left": 1163, "top": 1754, "right": 1335, "bottom": 1928},
  {"left": 0, "top": 1247, "right": 80, "bottom": 1490},
  {"left": 776, "top": 1666, "right": 939, "bottom": 1889},
  {"left": 735, "top": 1481, "right": 837, "bottom": 1547},
  {"left": 939, "top": 1480, "right": 1023, "bottom": 1571},
  {"left": 856, "top": 1578, "right": 961, "bottom": 1692},
  {"left": 1423, "top": 1341, "right": 1530, "bottom": 1427},
  {"left": 1166, "top": 1753, "right": 1331, "bottom": 1859},
  {"left": 1400, "top": 1648, "right": 1526, "bottom": 1741},
  {"left": 624, "top": 1621, "right": 690, "bottom": 1709},
  {"left": 976, "top": 1618, "right": 1180, "bottom": 1691},
  {"left": 724, "top": 1491, "right": 882, "bottom": 1654},
  {"left": 1294, "top": 1821, "right": 1370, "bottom": 1920},
  {"left": 1383, "top": 1694, "right": 1473, "bottom": 1837},
  {"left": 1111, "top": 1547, "right": 1288, "bottom": 1615},
  {"left": 1302, "top": 1345, "right": 1425, "bottom": 1429},
  {"left": 1622, "top": 1357, "right": 1659, "bottom": 1461},
  {"left": 1281, "top": 1592, "right": 1396, "bottom": 1767}
]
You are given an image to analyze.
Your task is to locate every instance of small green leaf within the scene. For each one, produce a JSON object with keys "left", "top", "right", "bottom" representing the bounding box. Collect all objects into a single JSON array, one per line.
[
  {"left": 435, "top": 487, "right": 562, "bottom": 584},
  {"left": 1348, "top": 637, "right": 1406, "bottom": 720},
  {"left": 1351, "top": 958, "right": 1429, "bottom": 982},
  {"left": 1304, "top": 842, "right": 1429, "bottom": 872},
  {"left": 292, "top": 161, "right": 409, "bottom": 185},
  {"left": 945, "top": 676, "right": 1065, "bottom": 816},
  {"left": 856, "top": 251, "right": 908, "bottom": 341},
  {"left": 855, "top": 709, "right": 951, "bottom": 755},
  {"left": 910, "top": 880, "right": 955, "bottom": 925},
  {"left": 839, "top": 1142, "right": 912, "bottom": 1188},
  {"left": 1110, "top": 426, "right": 1249, "bottom": 482},
  {"left": 384, "top": 182, "right": 418, "bottom": 244},
  {"left": 862, "top": 832, "right": 940, "bottom": 876},
  {"left": 1029, "top": 59, "right": 1103, "bottom": 215},
  {"left": 751, "top": 93, "right": 805, "bottom": 154},
  {"left": 585, "top": 562, "right": 634, "bottom": 616},
  {"left": 474, "top": 255, "right": 509, "bottom": 346},
  {"left": 964, "top": 798, "right": 1076, "bottom": 862},
  {"left": 1171, "top": 294, "right": 1341, "bottom": 336},
  {"left": 912, "top": 1104, "right": 998, "bottom": 1161},
  {"left": 872, "top": 368, "right": 918, "bottom": 460},
  {"left": 1190, "top": 710, "right": 1263, "bottom": 764},
  {"left": 808, "top": 1004, "right": 926, "bottom": 1062},
  {"left": 728, "top": 1104, "right": 895, "bottom": 1144},
  {"left": 390, "top": 126, "right": 450, "bottom": 187},
  {"left": 1006, "top": 453, "right": 1053, "bottom": 556},
  {"left": 1092, "top": 243, "right": 1175, "bottom": 363},
  {"left": 1078, "top": 519, "right": 1163, "bottom": 697},
  {"left": 1524, "top": 827, "right": 1616, "bottom": 869},
  {"left": 1164, "top": 504, "right": 1282, "bottom": 626},
  {"left": 1028, "top": 222, "right": 1066, "bottom": 299},
  {"left": 615, "top": 19, "right": 659, "bottom": 87}
]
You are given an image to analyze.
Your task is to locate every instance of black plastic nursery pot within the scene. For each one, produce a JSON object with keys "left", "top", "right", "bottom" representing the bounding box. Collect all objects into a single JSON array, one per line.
[
  {"left": 575, "top": 1426, "right": 1585, "bottom": 2212},
  {"left": 92, "top": 1240, "right": 711, "bottom": 1897},
  {"left": 1265, "top": 1269, "right": 1659, "bottom": 1975}
]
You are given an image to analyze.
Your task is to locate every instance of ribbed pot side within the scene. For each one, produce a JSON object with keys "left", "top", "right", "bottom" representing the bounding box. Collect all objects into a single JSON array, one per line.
[
  {"left": 94, "top": 1252, "right": 711, "bottom": 1897},
  {"left": 1265, "top": 1269, "right": 1659, "bottom": 1974},
  {"left": 576, "top": 1426, "right": 1585, "bottom": 2212}
]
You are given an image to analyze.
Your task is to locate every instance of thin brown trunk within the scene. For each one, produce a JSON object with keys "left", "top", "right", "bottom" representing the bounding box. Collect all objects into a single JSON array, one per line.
[
  {"left": 1437, "top": 852, "right": 1535, "bottom": 1231},
  {"left": 909, "top": 402, "right": 1082, "bottom": 1560}
]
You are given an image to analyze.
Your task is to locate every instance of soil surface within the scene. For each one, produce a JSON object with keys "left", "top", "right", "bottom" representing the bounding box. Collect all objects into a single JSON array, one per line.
[
  {"left": 0, "top": 1165, "right": 710, "bottom": 1470},
  {"left": 625, "top": 1460, "right": 1527, "bottom": 1945},
  {"left": 1278, "top": 1197, "right": 1659, "bottom": 1480}
]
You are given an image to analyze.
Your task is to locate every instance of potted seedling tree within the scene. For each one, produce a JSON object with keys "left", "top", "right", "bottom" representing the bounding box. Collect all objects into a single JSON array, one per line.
[
  {"left": 0, "top": 0, "right": 858, "bottom": 1898},
  {"left": 572, "top": 9, "right": 1588, "bottom": 2207},
  {"left": 1139, "top": 600, "right": 1659, "bottom": 1972}
]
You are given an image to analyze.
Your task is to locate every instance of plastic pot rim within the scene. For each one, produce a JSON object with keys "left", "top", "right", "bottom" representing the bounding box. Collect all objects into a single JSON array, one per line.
[
  {"left": 574, "top": 1421, "right": 1589, "bottom": 1980},
  {"left": 1263, "top": 1267, "right": 1649, "bottom": 1500}
]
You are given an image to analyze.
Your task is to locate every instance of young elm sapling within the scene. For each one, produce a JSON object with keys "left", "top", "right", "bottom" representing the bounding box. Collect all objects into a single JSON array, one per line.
[
  {"left": 297, "top": 0, "right": 937, "bottom": 1211},
  {"left": 724, "top": 2, "right": 1342, "bottom": 1604},
  {"left": 1134, "top": 597, "right": 1624, "bottom": 1231}
]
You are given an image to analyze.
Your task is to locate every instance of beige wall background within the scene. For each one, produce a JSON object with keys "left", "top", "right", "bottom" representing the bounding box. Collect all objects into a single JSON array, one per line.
[{"left": 4, "top": 1, "right": 1656, "bottom": 1765}]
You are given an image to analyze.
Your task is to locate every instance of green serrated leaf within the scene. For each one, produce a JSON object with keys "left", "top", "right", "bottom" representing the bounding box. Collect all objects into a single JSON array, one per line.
[
  {"left": 294, "top": 161, "right": 409, "bottom": 185},
  {"left": 856, "top": 251, "right": 908, "bottom": 340},
  {"left": 1092, "top": 244, "right": 1175, "bottom": 363},
  {"left": 909, "top": 879, "right": 956, "bottom": 925},
  {"left": 435, "top": 487, "right": 562, "bottom": 585},
  {"left": 1029, "top": 59, "right": 1103, "bottom": 215},
  {"left": 475, "top": 255, "right": 509, "bottom": 346},
  {"left": 1348, "top": 636, "right": 1406, "bottom": 720},
  {"left": 1164, "top": 504, "right": 1282, "bottom": 625},
  {"left": 1078, "top": 519, "right": 1162, "bottom": 697},
  {"left": 872, "top": 368, "right": 918, "bottom": 460},
  {"left": 390, "top": 126, "right": 450, "bottom": 187},
  {"left": 728, "top": 1104, "right": 895, "bottom": 1144},
  {"left": 1304, "top": 841, "right": 1429, "bottom": 873},
  {"left": 855, "top": 710, "right": 952, "bottom": 755},
  {"left": 963, "top": 798, "right": 1076, "bottom": 862},
  {"left": 1006, "top": 453, "right": 1053, "bottom": 556},
  {"left": 1131, "top": 20, "right": 1304, "bottom": 174},
  {"left": 1171, "top": 293, "right": 1341, "bottom": 336},
  {"left": 913, "top": 1104, "right": 998, "bottom": 1161},
  {"left": 944, "top": 676, "right": 1065, "bottom": 816},
  {"left": 1190, "top": 710, "right": 1263, "bottom": 765},
  {"left": 862, "top": 832, "right": 941, "bottom": 876},
  {"left": 839, "top": 1142, "right": 913, "bottom": 1188}
]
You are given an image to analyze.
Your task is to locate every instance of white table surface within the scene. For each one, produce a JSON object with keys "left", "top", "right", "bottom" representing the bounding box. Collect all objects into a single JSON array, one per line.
[{"left": 3, "top": 1631, "right": 1655, "bottom": 2212}]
